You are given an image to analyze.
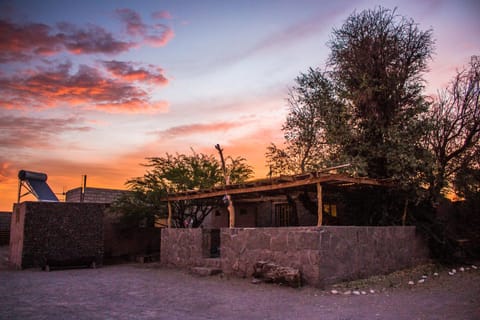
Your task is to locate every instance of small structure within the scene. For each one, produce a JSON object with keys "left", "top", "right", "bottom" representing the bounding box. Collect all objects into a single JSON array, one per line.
[{"left": 160, "top": 172, "right": 429, "bottom": 287}]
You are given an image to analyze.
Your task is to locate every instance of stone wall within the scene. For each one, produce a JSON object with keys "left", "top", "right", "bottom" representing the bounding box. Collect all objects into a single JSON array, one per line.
[
  {"left": 160, "top": 226, "right": 429, "bottom": 287},
  {"left": 66, "top": 187, "right": 129, "bottom": 203},
  {"left": 160, "top": 228, "right": 205, "bottom": 268},
  {"left": 221, "top": 226, "right": 429, "bottom": 287},
  {"left": 0, "top": 211, "right": 11, "bottom": 245},
  {"left": 9, "top": 202, "right": 106, "bottom": 269}
]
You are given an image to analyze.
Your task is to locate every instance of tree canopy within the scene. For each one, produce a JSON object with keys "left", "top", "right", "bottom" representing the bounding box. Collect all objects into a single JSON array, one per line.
[
  {"left": 112, "top": 149, "right": 253, "bottom": 228},
  {"left": 267, "top": 7, "right": 434, "bottom": 186}
]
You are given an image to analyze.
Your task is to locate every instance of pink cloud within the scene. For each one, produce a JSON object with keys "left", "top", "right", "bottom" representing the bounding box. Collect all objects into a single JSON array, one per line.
[
  {"left": 116, "top": 8, "right": 174, "bottom": 47},
  {"left": 152, "top": 11, "right": 173, "bottom": 20},
  {"left": 0, "top": 115, "right": 91, "bottom": 149},
  {"left": 0, "top": 19, "right": 135, "bottom": 63},
  {"left": 154, "top": 122, "right": 243, "bottom": 137},
  {"left": 115, "top": 8, "right": 147, "bottom": 36},
  {"left": 0, "top": 62, "right": 169, "bottom": 113},
  {"left": 102, "top": 60, "right": 168, "bottom": 85}
]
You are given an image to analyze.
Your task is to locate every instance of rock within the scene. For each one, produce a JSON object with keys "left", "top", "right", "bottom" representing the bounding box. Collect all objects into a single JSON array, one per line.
[
  {"left": 361, "top": 291, "right": 367, "bottom": 295},
  {"left": 369, "top": 289, "right": 375, "bottom": 294},
  {"left": 408, "top": 281, "right": 415, "bottom": 285},
  {"left": 472, "top": 265, "right": 478, "bottom": 270},
  {"left": 330, "top": 289, "right": 339, "bottom": 295},
  {"left": 417, "top": 279, "right": 425, "bottom": 284},
  {"left": 253, "top": 261, "right": 301, "bottom": 288},
  {"left": 433, "top": 272, "right": 439, "bottom": 276},
  {"left": 352, "top": 290, "right": 361, "bottom": 295},
  {"left": 251, "top": 278, "right": 263, "bottom": 284},
  {"left": 343, "top": 290, "right": 351, "bottom": 295},
  {"left": 459, "top": 267, "right": 465, "bottom": 272},
  {"left": 421, "top": 275, "right": 428, "bottom": 279},
  {"left": 448, "top": 271, "right": 455, "bottom": 276}
]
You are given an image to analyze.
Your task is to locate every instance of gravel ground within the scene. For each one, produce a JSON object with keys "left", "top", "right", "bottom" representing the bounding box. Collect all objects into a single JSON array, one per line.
[{"left": 1, "top": 246, "right": 479, "bottom": 320}]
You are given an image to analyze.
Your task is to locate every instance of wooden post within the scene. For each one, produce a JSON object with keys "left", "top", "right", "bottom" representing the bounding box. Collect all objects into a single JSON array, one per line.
[
  {"left": 227, "top": 195, "right": 235, "bottom": 228},
  {"left": 167, "top": 201, "right": 172, "bottom": 228},
  {"left": 317, "top": 183, "right": 323, "bottom": 226},
  {"left": 215, "top": 144, "right": 236, "bottom": 228}
]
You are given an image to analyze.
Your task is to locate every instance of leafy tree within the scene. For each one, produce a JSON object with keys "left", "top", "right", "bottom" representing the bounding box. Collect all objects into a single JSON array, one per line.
[
  {"left": 112, "top": 149, "right": 253, "bottom": 228},
  {"left": 424, "top": 56, "right": 480, "bottom": 202},
  {"left": 267, "top": 7, "right": 434, "bottom": 187}
]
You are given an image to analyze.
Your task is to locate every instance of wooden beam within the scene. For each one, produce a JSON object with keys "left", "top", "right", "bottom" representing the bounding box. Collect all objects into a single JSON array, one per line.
[
  {"left": 167, "top": 201, "right": 172, "bottom": 228},
  {"left": 317, "top": 183, "right": 323, "bottom": 227},
  {"left": 165, "top": 174, "right": 386, "bottom": 201}
]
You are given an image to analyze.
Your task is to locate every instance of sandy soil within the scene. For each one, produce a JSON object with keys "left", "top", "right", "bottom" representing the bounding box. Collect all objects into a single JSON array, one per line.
[{"left": 1, "top": 246, "right": 479, "bottom": 320}]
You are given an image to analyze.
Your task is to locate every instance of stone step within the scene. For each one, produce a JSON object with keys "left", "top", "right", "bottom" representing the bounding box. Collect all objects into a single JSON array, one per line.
[
  {"left": 202, "top": 258, "right": 222, "bottom": 268},
  {"left": 191, "top": 266, "right": 222, "bottom": 277}
]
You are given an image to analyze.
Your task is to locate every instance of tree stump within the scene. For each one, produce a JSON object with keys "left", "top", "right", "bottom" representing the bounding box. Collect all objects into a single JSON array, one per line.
[{"left": 253, "top": 261, "right": 301, "bottom": 288}]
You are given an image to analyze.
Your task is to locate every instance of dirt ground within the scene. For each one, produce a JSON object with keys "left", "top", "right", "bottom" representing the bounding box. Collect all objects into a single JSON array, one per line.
[{"left": 1, "top": 246, "right": 479, "bottom": 320}]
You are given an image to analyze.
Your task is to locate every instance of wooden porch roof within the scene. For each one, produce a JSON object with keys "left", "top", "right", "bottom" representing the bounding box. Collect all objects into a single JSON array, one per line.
[{"left": 165, "top": 172, "right": 390, "bottom": 201}]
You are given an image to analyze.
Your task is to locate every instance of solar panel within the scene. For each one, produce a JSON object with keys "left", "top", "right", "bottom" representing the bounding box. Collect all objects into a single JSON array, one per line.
[{"left": 18, "top": 170, "right": 59, "bottom": 202}]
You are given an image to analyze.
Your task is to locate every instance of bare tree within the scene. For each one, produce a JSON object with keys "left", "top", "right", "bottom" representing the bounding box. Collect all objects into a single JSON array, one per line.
[{"left": 425, "top": 56, "right": 480, "bottom": 201}]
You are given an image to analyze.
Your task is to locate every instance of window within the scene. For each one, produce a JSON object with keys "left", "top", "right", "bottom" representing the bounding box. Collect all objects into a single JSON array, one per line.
[{"left": 323, "top": 204, "right": 337, "bottom": 217}]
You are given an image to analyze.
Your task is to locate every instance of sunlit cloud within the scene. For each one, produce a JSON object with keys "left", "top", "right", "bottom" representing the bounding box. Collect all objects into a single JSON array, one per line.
[
  {"left": 102, "top": 60, "right": 168, "bottom": 85},
  {"left": 153, "top": 121, "right": 243, "bottom": 138},
  {"left": 0, "top": 62, "right": 168, "bottom": 113},
  {"left": 57, "top": 22, "right": 135, "bottom": 55},
  {"left": 0, "top": 19, "right": 134, "bottom": 63},
  {"left": 0, "top": 115, "right": 91, "bottom": 149}
]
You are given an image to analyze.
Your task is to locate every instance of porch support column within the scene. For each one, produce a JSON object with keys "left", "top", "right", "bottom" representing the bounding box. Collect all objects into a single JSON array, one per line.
[
  {"left": 316, "top": 182, "right": 323, "bottom": 226},
  {"left": 227, "top": 195, "right": 235, "bottom": 228},
  {"left": 167, "top": 201, "right": 172, "bottom": 228}
]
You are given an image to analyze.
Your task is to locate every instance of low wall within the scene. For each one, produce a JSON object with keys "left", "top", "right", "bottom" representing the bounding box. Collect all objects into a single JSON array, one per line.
[
  {"left": 221, "top": 226, "right": 429, "bottom": 287},
  {"left": 160, "top": 228, "right": 205, "bottom": 268},
  {"left": 160, "top": 226, "right": 429, "bottom": 287},
  {"left": 9, "top": 202, "right": 106, "bottom": 268}
]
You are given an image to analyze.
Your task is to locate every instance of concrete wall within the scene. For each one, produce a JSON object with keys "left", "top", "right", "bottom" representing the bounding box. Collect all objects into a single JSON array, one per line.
[
  {"left": 160, "top": 226, "right": 429, "bottom": 287},
  {"left": 9, "top": 202, "right": 106, "bottom": 268},
  {"left": 0, "top": 211, "right": 11, "bottom": 245}
]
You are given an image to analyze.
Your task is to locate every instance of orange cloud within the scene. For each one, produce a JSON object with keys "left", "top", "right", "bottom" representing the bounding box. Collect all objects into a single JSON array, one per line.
[{"left": 0, "top": 62, "right": 169, "bottom": 114}]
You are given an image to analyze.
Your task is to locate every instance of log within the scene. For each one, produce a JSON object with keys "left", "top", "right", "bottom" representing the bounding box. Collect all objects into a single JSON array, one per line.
[{"left": 253, "top": 261, "right": 301, "bottom": 288}]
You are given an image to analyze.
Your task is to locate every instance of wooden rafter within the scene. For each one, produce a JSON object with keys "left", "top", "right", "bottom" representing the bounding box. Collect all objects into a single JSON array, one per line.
[{"left": 164, "top": 173, "right": 389, "bottom": 202}]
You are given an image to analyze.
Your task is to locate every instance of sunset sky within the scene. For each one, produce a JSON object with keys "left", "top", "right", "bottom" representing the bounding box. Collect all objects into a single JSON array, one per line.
[{"left": 1, "top": 0, "right": 479, "bottom": 210}]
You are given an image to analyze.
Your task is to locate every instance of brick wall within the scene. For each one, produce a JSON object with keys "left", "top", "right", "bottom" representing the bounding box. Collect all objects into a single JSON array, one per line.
[
  {"left": 66, "top": 187, "right": 129, "bottom": 203},
  {"left": 9, "top": 202, "right": 106, "bottom": 269}
]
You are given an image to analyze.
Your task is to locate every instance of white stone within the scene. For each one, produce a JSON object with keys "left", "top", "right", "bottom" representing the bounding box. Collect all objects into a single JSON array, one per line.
[
  {"left": 417, "top": 279, "right": 425, "bottom": 284},
  {"left": 330, "top": 290, "right": 339, "bottom": 295},
  {"left": 408, "top": 281, "right": 415, "bottom": 285},
  {"left": 448, "top": 271, "right": 454, "bottom": 276},
  {"left": 369, "top": 289, "right": 375, "bottom": 294},
  {"left": 353, "top": 290, "right": 361, "bottom": 295},
  {"left": 433, "top": 272, "right": 439, "bottom": 276},
  {"left": 361, "top": 291, "right": 367, "bottom": 295},
  {"left": 460, "top": 267, "right": 465, "bottom": 272},
  {"left": 343, "top": 290, "right": 352, "bottom": 295},
  {"left": 421, "top": 275, "right": 428, "bottom": 279},
  {"left": 472, "top": 265, "right": 478, "bottom": 269}
]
